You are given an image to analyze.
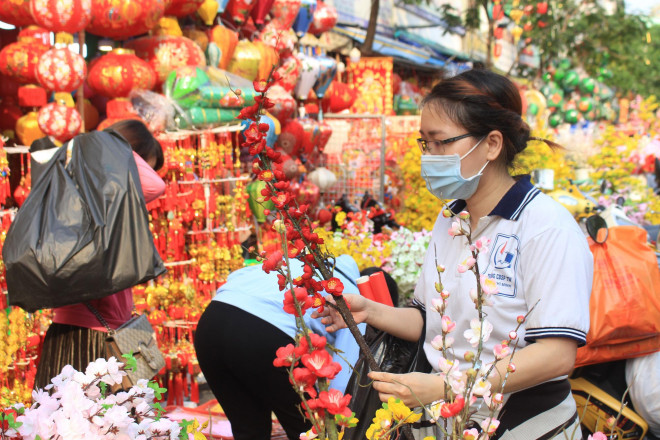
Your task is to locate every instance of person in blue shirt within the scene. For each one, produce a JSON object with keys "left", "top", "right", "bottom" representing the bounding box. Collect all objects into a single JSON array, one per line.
[{"left": 194, "top": 255, "right": 396, "bottom": 440}]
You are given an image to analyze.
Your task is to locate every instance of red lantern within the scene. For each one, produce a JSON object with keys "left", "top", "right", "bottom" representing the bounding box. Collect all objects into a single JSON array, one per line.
[
  {"left": 29, "top": 0, "right": 92, "bottom": 33},
  {"left": 271, "top": 0, "right": 301, "bottom": 29},
  {"left": 494, "top": 27, "right": 504, "bottom": 40},
  {"left": 87, "top": 49, "right": 157, "bottom": 98},
  {"left": 266, "top": 85, "right": 296, "bottom": 126},
  {"left": 277, "top": 119, "right": 304, "bottom": 156},
  {"left": 38, "top": 102, "right": 82, "bottom": 142},
  {"left": 86, "top": 0, "right": 166, "bottom": 40},
  {"left": 223, "top": 0, "right": 257, "bottom": 25},
  {"left": 18, "top": 25, "right": 51, "bottom": 46},
  {"left": 0, "top": 38, "right": 50, "bottom": 84},
  {"left": 165, "top": 0, "right": 205, "bottom": 17},
  {"left": 317, "top": 120, "right": 332, "bottom": 152},
  {"left": 208, "top": 24, "right": 238, "bottom": 70},
  {"left": 0, "top": 0, "right": 35, "bottom": 27},
  {"left": 273, "top": 53, "right": 301, "bottom": 93},
  {"left": 321, "top": 81, "right": 357, "bottom": 113},
  {"left": 493, "top": 43, "right": 502, "bottom": 58},
  {"left": 492, "top": 2, "right": 504, "bottom": 20},
  {"left": 523, "top": 22, "right": 533, "bottom": 32},
  {"left": 37, "top": 48, "right": 87, "bottom": 92},
  {"left": 537, "top": 1, "right": 548, "bottom": 14},
  {"left": 124, "top": 36, "right": 206, "bottom": 85},
  {"left": 250, "top": 0, "right": 275, "bottom": 25},
  {"left": 307, "top": 1, "right": 337, "bottom": 36},
  {"left": 259, "top": 20, "right": 297, "bottom": 54}
]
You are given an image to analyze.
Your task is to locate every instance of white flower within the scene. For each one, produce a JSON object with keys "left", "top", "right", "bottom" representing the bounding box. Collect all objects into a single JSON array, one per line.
[
  {"left": 471, "top": 378, "right": 492, "bottom": 396},
  {"left": 463, "top": 318, "right": 494, "bottom": 347},
  {"left": 431, "top": 335, "right": 444, "bottom": 350}
]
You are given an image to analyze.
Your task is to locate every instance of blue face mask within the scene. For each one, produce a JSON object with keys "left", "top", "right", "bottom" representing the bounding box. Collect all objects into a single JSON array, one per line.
[{"left": 420, "top": 137, "right": 488, "bottom": 200}]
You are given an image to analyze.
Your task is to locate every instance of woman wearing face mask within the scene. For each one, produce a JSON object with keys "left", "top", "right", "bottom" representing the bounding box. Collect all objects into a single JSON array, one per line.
[{"left": 314, "top": 69, "right": 593, "bottom": 439}]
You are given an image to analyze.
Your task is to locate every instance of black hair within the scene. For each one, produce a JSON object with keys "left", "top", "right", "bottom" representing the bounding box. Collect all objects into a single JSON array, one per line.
[
  {"left": 105, "top": 120, "right": 164, "bottom": 171},
  {"left": 359, "top": 267, "right": 399, "bottom": 306},
  {"left": 422, "top": 69, "right": 560, "bottom": 166}
]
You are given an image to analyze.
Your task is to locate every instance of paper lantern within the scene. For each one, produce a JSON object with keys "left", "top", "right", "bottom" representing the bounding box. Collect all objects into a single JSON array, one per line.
[
  {"left": 0, "top": 0, "right": 34, "bottom": 27},
  {"left": 38, "top": 102, "right": 82, "bottom": 141},
  {"left": 277, "top": 119, "right": 304, "bottom": 155},
  {"left": 36, "top": 48, "right": 87, "bottom": 92},
  {"left": 321, "top": 81, "right": 357, "bottom": 113},
  {"left": 18, "top": 84, "right": 47, "bottom": 107},
  {"left": 0, "top": 38, "right": 50, "bottom": 84},
  {"left": 293, "top": 52, "right": 320, "bottom": 101},
  {"left": 224, "top": 0, "right": 256, "bottom": 25},
  {"left": 258, "top": 21, "right": 297, "bottom": 54},
  {"left": 86, "top": 0, "right": 165, "bottom": 39},
  {"left": 299, "top": 117, "right": 320, "bottom": 155},
  {"left": 307, "top": 1, "right": 336, "bottom": 36},
  {"left": 87, "top": 49, "right": 157, "bottom": 98},
  {"left": 227, "top": 40, "right": 261, "bottom": 81},
  {"left": 208, "top": 24, "right": 238, "bottom": 70},
  {"left": 317, "top": 120, "right": 332, "bottom": 152},
  {"left": 124, "top": 36, "right": 206, "bottom": 85},
  {"left": 307, "top": 166, "right": 336, "bottom": 191},
  {"left": 16, "top": 112, "right": 46, "bottom": 146},
  {"left": 271, "top": 0, "right": 301, "bottom": 29},
  {"left": 165, "top": 0, "right": 205, "bottom": 17},
  {"left": 18, "top": 25, "right": 51, "bottom": 46},
  {"left": 154, "top": 16, "right": 183, "bottom": 36},
  {"left": 273, "top": 54, "right": 301, "bottom": 93},
  {"left": 313, "top": 55, "right": 336, "bottom": 99},
  {"left": 266, "top": 85, "right": 296, "bottom": 126},
  {"left": 253, "top": 40, "right": 280, "bottom": 81},
  {"left": 250, "top": 0, "right": 275, "bottom": 25},
  {"left": 292, "top": 0, "right": 316, "bottom": 37},
  {"left": 29, "top": 0, "right": 92, "bottom": 33},
  {"left": 197, "top": 0, "right": 219, "bottom": 25},
  {"left": 246, "top": 180, "right": 275, "bottom": 223}
]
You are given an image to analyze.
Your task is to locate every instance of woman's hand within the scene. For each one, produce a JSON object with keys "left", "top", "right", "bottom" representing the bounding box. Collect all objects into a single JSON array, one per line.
[
  {"left": 368, "top": 371, "right": 445, "bottom": 408},
  {"left": 311, "top": 293, "right": 371, "bottom": 332}
]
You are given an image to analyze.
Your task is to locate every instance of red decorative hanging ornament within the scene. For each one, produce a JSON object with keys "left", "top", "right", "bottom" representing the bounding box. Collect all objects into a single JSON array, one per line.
[
  {"left": 18, "top": 25, "right": 51, "bottom": 46},
  {"left": 165, "top": 0, "right": 205, "bottom": 17},
  {"left": 536, "top": 1, "right": 548, "bottom": 14},
  {"left": 38, "top": 102, "right": 82, "bottom": 142},
  {"left": 258, "top": 21, "right": 298, "bottom": 55},
  {"left": 223, "top": 0, "right": 257, "bottom": 25},
  {"left": 523, "top": 22, "right": 533, "bottom": 32},
  {"left": 270, "top": 0, "right": 301, "bottom": 29},
  {"left": 87, "top": 48, "right": 157, "bottom": 98},
  {"left": 0, "top": 36, "right": 50, "bottom": 84},
  {"left": 494, "top": 26, "right": 504, "bottom": 40},
  {"left": 321, "top": 81, "right": 357, "bottom": 113},
  {"left": 29, "top": 0, "right": 92, "bottom": 33},
  {"left": 124, "top": 35, "right": 206, "bottom": 85},
  {"left": 266, "top": 85, "right": 296, "bottom": 126},
  {"left": 36, "top": 47, "right": 87, "bottom": 92},
  {"left": 493, "top": 42, "right": 503, "bottom": 58},
  {"left": 273, "top": 53, "right": 301, "bottom": 93},
  {"left": 491, "top": 1, "right": 504, "bottom": 20},
  {"left": 86, "top": 0, "right": 166, "bottom": 40},
  {"left": 250, "top": 0, "right": 275, "bottom": 25},
  {"left": 0, "top": 0, "right": 34, "bottom": 27},
  {"left": 253, "top": 40, "right": 280, "bottom": 82},
  {"left": 307, "top": 0, "right": 337, "bottom": 36}
]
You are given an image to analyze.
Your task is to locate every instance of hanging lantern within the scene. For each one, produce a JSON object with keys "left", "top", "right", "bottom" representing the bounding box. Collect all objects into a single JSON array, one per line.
[
  {"left": 511, "top": 26, "right": 523, "bottom": 43},
  {"left": 18, "top": 25, "right": 52, "bottom": 46},
  {"left": 124, "top": 36, "right": 206, "bottom": 85},
  {"left": 293, "top": 52, "right": 320, "bottom": 101},
  {"left": 312, "top": 55, "right": 336, "bottom": 99},
  {"left": 266, "top": 85, "right": 296, "bottom": 126},
  {"left": 183, "top": 29, "right": 209, "bottom": 52},
  {"left": 0, "top": 38, "right": 50, "bottom": 84},
  {"left": 208, "top": 24, "right": 239, "bottom": 70},
  {"left": 87, "top": 49, "right": 157, "bottom": 98},
  {"left": 197, "top": 0, "right": 219, "bottom": 25},
  {"left": 307, "top": 1, "right": 337, "bottom": 36},
  {"left": 273, "top": 54, "right": 301, "bottom": 93},
  {"left": 16, "top": 112, "right": 46, "bottom": 146},
  {"left": 509, "top": 9, "right": 524, "bottom": 24},
  {"left": 321, "top": 81, "right": 357, "bottom": 113},
  {"left": 253, "top": 40, "right": 280, "bottom": 82},
  {"left": 86, "top": 0, "right": 166, "bottom": 40},
  {"left": 246, "top": 180, "right": 275, "bottom": 223},
  {"left": 154, "top": 16, "right": 183, "bottom": 36},
  {"left": 494, "top": 26, "right": 504, "bottom": 39},
  {"left": 307, "top": 166, "right": 336, "bottom": 191},
  {"left": 258, "top": 21, "right": 297, "bottom": 55},
  {"left": 493, "top": 43, "right": 502, "bottom": 58},
  {"left": 227, "top": 40, "right": 261, "bottom": 82},
  {"left": 165, "top": 0, "right": 205, "bottom": 17},
  {"left": 36, "top": 48, "right": 87, "bottom": 92},
  {"left": 317, "top": 120, "right": 332, "bottom": 152},
  {"left": 491, "top": 2, "right": 504, "bottom": 20},
  {"left": 38, "top": 102, "right": 82, "bottom": 141},
  {"left": 271, "top": 0, "right": 301, "bottom": 29},
  {"left": 276, "top": 119, "right": 304, "bottom": 155},
  {"left": 537, "top": 2, "right": 548, "bottom": 14},
  {"left": 0, "top": 0, "right": 34, "bottom": 27},
  {"left": 224, "top": 0, "right": 257, "bottom": 25},
  {"left": 29, "top": 0, "right": 92, "bottom": 34},
  {"left": 250, "top": 0, "right": 275, "bottom": 25},
  {"left": 292, "top": 0, "right": 316, "bottom": 37}
]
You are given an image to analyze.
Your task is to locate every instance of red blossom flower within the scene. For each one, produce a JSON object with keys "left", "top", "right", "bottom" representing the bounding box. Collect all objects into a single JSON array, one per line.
[
  {"left": 305, "top": 398, "right": 325, "bottom": 419},
  {"left": 273, "top": 343, "right": 298, "bottom": 367},
  {"left": 259, "top": 170, "right": 274, "bottom": 182},
  {"left": 283, "top": 287, "right": 314, "bottom": 316},
  {"left": 277, "top": 273, "right": 287, "bottom": 291},
  {"left": 273, "top": 169, "right": 287, "bottom": 181},
  {"left": 254, "top": 95, "right": 275, "bottom": 109},
  {"left": 238, "top": 104, "right": 259, "bottom": 120},
  {"left": 322, "top": 277, "right": 344, "bottom": 296},
  {"left": 440, "top": 396, "right": 465, "bottom": 418},
  {"left": 291, "top": 367, "right": 318, "bottom": 398},
  {"left": 253, "top": 79, "right": 269, "bottom": 93},
  {"left": 318, "top": 389, "right": 352, "bottom": 416},
  {"left": 244, "top": 122, "right": 262, "bottom": 143},
  {"left": 302, "top": 349, "right": 341, "bottom": 379},
  {"left": 262, "top": 250, "right": 284, "bottom": 274},
  {"left": 309, "top": 333, "right": 327, "bottom": 349},
  {"left": 248, "top": 138, "right": 267, "bottom": 155},
  {"left": 272, "top": 192, "right": 291, "bottom": 209},
  {"left": 258, "top": 122, "right": 271, "bottom": 132}
]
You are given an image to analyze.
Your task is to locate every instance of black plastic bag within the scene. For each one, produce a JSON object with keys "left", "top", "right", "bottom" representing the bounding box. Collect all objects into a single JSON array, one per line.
[
  {"left": 3, "top": 130, "right": 166, "bottom": 312},
  {"left": 343, "top": 308, "right": 431, "bottom": 440}
]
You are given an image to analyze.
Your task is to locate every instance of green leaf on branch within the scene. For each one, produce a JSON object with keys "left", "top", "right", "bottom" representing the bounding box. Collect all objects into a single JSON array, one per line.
[
  {"left": 148, "top": 381, "right": 168, "bottom": 401},
  {"left": 122, "top": 352, "right": 138, "bottom": 372}
]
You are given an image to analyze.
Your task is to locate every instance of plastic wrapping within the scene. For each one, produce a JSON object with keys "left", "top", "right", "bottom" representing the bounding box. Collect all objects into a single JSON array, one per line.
[{"left": 3, "top": 130, "right": 166, "bottom": 312}]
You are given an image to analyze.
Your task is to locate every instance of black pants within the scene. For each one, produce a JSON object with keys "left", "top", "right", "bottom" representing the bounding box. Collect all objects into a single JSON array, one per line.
[{"left": 194, "top": 301, "right": 311, "bottom": 440}]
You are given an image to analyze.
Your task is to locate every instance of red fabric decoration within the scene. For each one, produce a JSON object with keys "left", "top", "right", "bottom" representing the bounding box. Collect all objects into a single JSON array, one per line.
[
  {"left": 165, "top": 0, "right": 205, "bottom": 17},
  {"left": 18, "top": 85, "right": 47, "bottom": 107}
]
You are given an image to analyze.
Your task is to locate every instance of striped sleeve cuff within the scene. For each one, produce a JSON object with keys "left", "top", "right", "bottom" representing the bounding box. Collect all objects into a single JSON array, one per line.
[
  {"left": 411, "top": 298, "right": 426, "bottom": 312},
  {"left": 524, "top": 327, "right": 587, "bottom": 347}
]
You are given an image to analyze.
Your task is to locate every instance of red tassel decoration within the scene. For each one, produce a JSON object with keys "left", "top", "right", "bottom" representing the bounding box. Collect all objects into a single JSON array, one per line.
[{"left": 166, "top": 373, "right": 175, "bottom": 406}]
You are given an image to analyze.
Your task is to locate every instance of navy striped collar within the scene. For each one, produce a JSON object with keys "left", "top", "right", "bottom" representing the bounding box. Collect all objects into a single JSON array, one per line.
[{"left": 448, "top": 175, "right": 540, "bottom": 221}]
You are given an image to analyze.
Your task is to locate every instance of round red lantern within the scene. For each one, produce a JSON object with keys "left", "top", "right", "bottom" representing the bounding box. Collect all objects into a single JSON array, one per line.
[
  {"left": 0, "top": 0, "right": 35, "bottom": 27},
  {"left": 307, "top": 1, "right": 337, "bottom": 36},
  {"left": 165, "top": 0, "right": 205, "bottom": 17},
  {"left": 0, "top": 38, "right": 50, "bottom": 84},
  {"left": 29, "top": 0, "right": 92, "bottom": 33},
  {"left": 87, "top": 49, "right": 157, "bottom": 98},
  {"left": 86, "top": 0, "right": 166, "bottom": 40},
  {"left": 124, "top": 36, "right": 206, "bottom": 85},
  {"left": 18, "top": 25, "right": 51, "bottom": 46},
  {"left": 38, "top": 102, "right": 82, "bottom": 141},
  {"left": 36, "top": 48, "right": 87, "bottom": 92}
]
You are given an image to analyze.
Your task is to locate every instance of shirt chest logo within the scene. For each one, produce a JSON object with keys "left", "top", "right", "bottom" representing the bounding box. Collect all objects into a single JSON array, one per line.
[{"left": 482, "top": 233, "right": 520, "bottom": 298}]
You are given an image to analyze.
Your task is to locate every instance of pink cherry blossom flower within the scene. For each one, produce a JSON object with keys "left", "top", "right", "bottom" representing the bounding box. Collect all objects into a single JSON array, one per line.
[
  {"left": 441, "top": 315, "right": 456, "bottom": 333},
  {"left": 444, "top": 336, "right": 455, "bottom": 348},
  {"left": 481, "top": 418, "right": 500, "bottom": 436},
  {"left": 448, "top": 221, "right": 463, "bottom": 237},
  {"left": 431, "top": 335, "right": 444, "bottom": 350},
  {"left": 457, "top": 256, "right": 476, "bottom": 273},
  {"left": 480, "top": 275, "right": 498, "bottom": 295},
  {"left": 438, "top": 357, "right": 459, "bottom": 374},
  {"left": 471, "top": 378, "right": 492, "bottom": 396},
  {"left": 431, "top": 298, "right": 445, "bottom": 312},
  {"left": 463, "top": 427, "right": 480, "bottom": 440},
  {"left": 493, "top": 343, "right": 511, "bottom": 360},
  {"left": 475, "top": 237, "right": 491, "bottom": 253},
  {"left": 588, "top": 433, "right": 608, "bottom": 440},
  {"left": 463, "top": 318, "right": 494, "bottom": 347}
]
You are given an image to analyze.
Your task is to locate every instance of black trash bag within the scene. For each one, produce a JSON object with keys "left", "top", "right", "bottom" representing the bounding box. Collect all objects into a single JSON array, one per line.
[
  {"left": 3, "top": 130, "right": 166, "bottom": 312},
  {"left": 343, "top": 311, "right": 431, "bottom": 440}
]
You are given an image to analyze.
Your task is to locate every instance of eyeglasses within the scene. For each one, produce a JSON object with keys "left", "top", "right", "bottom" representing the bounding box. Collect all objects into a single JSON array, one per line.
[{"left": 416, "top": 133, "right": 475, "bottom": 154}]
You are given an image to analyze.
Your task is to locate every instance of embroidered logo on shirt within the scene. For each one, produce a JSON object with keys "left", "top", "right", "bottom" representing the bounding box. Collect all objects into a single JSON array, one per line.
[{"left": 483, "top": 233, "right": 520, "bottom": 297}]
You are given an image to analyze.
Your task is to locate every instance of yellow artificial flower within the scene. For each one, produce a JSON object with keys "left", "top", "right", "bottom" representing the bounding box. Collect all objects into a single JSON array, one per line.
[{"left": 387, "top": 397, "right": 423, "bottom": 423}]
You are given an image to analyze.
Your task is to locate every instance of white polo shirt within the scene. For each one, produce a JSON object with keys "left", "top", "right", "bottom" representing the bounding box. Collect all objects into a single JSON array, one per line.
[{"left": 413, "top": 175, "right": 593, "bottom": 380}]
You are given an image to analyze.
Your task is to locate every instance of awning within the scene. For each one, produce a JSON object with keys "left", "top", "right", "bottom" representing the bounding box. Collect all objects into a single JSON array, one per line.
[{"left": 394, "top": 29, "right": 472, "bottom": 61}]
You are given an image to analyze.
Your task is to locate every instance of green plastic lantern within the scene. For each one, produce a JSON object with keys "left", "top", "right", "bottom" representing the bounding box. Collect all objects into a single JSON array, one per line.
[
  {"left": 562, "top": 70, "right": 579, "bottom": 90},
  {"left": 578, "top": 97, "right": 593, "bottom": 113},
  {"left": 558, "top": 59, "right": 572, "bottom": 70},
  {"left": 164, "top": 67, "right": 211, "bottom": 108},
  {"left": 542, "top": 72, "right": 553, "bottom": 82},
  {"left": 599, "top": 67, "right": 613, "bottom": 79},
  {"left": 579, "top": 77, "right": 595, "bottom": 94},
  {"left": 553, "top": 69, "right": 566, "bottom": 83},
  {"left": 564, "top": 109, "right": 579, "bottom": 124},
  {"left": 247, "top": 180, "right": 275, "bottom": 223},
  {"left": 527, "top": 102, "right": 539, "bottom": 116},
  {"left": 598, "top": 84, "right": 614, "bottom": 101},
  {"left": 547, "top": 89, "right": 564, "bottom": 109},
  {"left": 549, "top": 113, "right": 563, "bottom": 127}
]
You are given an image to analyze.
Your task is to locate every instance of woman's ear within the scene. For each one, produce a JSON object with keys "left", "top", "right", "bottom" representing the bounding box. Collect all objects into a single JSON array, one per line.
[{"left": 485, "top": 130, "right": 505, "bottom": 162}]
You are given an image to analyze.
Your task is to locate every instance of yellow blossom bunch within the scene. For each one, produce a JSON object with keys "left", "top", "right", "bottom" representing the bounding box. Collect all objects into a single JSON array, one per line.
[
  {"left": 510, "top": 127, "right": 574, "bottom": 186},
  {"left": 366, "top": 398, "right": 422, "bottom": 440}
]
